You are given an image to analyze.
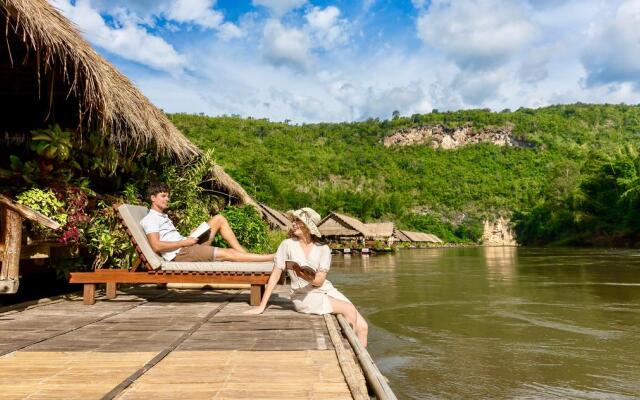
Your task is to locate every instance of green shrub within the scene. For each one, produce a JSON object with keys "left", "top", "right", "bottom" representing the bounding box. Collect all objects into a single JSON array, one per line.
[{"left": 213, "top": 205, "right": 271, "bottom": 253}]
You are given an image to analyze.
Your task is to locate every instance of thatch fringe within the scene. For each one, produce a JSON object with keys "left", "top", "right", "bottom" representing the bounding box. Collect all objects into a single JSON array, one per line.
[
  {"left": 1, "top": 0, "right": 200, "bottom": 163},
  {"left": 206, "top": 165, "right": 257, "bottom": 207}
]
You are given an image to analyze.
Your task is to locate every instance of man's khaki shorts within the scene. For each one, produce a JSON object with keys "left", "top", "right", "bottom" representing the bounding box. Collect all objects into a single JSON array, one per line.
[{"left": 174, "top": 244, "right": 217, "bottom": 262}]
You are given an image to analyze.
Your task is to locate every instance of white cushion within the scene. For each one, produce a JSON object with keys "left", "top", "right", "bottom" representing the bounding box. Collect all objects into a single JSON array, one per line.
[{"left": 159, "top": 261, "right": 273, "bottom": 272}]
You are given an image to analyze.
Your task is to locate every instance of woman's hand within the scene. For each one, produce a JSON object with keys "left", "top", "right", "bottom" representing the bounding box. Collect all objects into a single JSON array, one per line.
[
  {"left": 292, "top": 265, "right": 315, "bottom": 282},
  {"left": 244, "top": 307, "right": 265, "bottom": 315}
]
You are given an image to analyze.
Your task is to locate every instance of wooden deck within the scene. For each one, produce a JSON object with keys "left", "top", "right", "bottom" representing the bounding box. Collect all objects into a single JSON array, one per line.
[{"left": 0, "top": 286, "right": 368, "bottom": 399}]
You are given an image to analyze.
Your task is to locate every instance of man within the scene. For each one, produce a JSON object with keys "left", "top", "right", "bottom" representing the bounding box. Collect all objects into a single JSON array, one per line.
[{"left": 140, "top": 182, "right": 273, "bottom": 263}]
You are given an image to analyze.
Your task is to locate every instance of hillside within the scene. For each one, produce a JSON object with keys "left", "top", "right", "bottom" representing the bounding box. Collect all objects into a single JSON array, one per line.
[{"left": 169, "top": 104, "right": 640, "bottom": 245}]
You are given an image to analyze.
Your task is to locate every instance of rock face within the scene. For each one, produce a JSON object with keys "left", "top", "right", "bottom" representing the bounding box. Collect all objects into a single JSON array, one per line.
[
  {"left": 383, "top": 123, "right": 528, "bottom": 149},
  {"left": 482, "top": 217, "right": 517, "bottom": 246}
]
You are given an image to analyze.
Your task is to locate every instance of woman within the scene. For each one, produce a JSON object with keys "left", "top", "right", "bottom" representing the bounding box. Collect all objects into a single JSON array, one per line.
[{"left": 244, "top": 207, "right": 368, "bottom": 346}]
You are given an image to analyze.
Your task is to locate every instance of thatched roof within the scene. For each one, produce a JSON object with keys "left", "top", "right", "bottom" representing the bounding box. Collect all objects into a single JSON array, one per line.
[
  {"left": 318, "top": 212, "right": 395, "bottom": 240},
  {"left": 205, "top": 165, "right": 257, "bottom": 207},
  {"left": 398, "top": 230, "right": 443, "bottom": 243},
  {"left": 394, "top": 229, "right": 412, "bottom": 242},
  {"left": 0, "top": 0, "right": 200, "bottom": 162},
  {"left": 366, "top": 222, "right": 395, "bottom": 239},
  {"left": 257, "top": 203, "right": 291, "bottom": 231}
]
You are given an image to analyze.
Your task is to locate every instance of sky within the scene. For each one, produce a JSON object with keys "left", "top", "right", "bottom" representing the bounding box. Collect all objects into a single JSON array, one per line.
[{"left": 50, "top": 0, "right": 640, "bottom": 123}]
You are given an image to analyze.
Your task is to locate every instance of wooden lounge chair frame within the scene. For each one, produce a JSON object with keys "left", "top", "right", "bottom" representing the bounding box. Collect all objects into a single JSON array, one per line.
[{"left": 70, "top": 205, "right": 271, "bottom": 305}]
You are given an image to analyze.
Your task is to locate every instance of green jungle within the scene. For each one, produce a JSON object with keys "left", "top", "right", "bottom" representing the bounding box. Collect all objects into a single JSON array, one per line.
[{"left": 170, "top": 103, "right": 640, "bottom": 246}]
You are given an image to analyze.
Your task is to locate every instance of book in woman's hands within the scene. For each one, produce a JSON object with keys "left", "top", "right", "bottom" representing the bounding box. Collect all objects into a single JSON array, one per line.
[
  {"left": 285, "top": 260, "right": 316, "bottom": 278},
  {"left": 189, "top": 222, "right": 211, "bottom": 239}
]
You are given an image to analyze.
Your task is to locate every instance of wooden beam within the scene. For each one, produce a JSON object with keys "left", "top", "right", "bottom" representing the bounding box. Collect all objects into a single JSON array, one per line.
[
  {"left": 70, "top": 269, "right": 270, "bottom": 285},
  {"left": 0, "top": 195, "right": 60, "bottom": 230}
]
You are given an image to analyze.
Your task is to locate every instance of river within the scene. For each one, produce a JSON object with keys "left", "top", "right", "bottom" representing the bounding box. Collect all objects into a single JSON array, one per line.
[{"left": 330, "top": 247, "right": 640, "bottom": 399}]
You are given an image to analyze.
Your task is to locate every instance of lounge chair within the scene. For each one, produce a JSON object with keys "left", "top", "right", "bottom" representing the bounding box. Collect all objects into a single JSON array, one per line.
[{"left": 69, "top": 204, "right": 273, "bottom": 305}]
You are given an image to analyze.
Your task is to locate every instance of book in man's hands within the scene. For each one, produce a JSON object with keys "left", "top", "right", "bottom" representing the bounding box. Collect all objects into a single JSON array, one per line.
[
  {"left": 285, "top": 260, "right": 317, "bottom": 278},
  {"left": 188, "top": 222, "right": 211, "bottom": 239}
]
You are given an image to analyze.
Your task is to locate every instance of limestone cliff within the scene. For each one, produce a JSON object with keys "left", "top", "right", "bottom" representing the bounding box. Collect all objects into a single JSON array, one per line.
[
  {"left": 383, "top": 123, "right": 529, "bottom": 150},
  {"left": 482, "top": 217, "right": 518, "bottom": 246}
]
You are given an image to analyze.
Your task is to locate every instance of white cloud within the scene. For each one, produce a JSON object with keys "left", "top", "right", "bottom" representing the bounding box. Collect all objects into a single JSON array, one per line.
[
  {"left": 50, "top": 0, "right": 186, "bottom": 73},
  {"left": 165, "top": 0, "right": 223, "bottom": 29},
  {"left": 218, "top": 22, "right": 245, "bottom": 40},
  {"left": 451, "top": 68, "right": 508, "bottom": 105},
  {"left": 417, "top": 0, "right": 537, "bottom": 69},
  {"left": 262, "top": 19, "right": 312, "bottom": 69},
  {"left": 581, "top": 0, "right": 640, "bottom": 87},
  {"left": 252, "top": 0, "right": 306, "bottom": 16},
  {"left": 305, "top": 6, "right": 347, "bottom": 49},
  {"left": 86, "top": 0, "right": 240, "bottom": 34},
  {"left": 518, "top": 47, "right": 552, "bottom": 85}
]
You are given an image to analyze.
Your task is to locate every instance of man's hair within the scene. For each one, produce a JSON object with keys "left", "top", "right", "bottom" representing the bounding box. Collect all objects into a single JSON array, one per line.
[{"left": 147, "top": 182, "right": 170, "bottom": 199}]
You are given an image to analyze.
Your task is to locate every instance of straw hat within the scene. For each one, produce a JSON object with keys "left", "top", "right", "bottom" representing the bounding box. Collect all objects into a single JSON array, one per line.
[{"left": 287, "top": 208, "right": 322, "bottom": 237}]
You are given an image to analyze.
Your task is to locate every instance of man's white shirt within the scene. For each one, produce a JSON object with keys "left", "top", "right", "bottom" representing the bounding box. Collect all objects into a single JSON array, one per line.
[{"left": 140, "top": 209, "right": 185, "bottom": 261}]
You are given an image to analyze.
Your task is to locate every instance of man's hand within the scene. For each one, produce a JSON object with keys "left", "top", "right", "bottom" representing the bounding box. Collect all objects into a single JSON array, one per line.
[
  {"left": 182, "top": 237, "right": 198, "bottom": 247},
  {"left": 244, "top": 307, "right": 265, "bottom": 315}
]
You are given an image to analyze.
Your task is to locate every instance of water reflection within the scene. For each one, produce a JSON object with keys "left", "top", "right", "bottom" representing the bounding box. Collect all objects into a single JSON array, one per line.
[
  {"left": 330, "top": 247, "right": 640, "bottom": 399},
  {"left": 484, "top": 246, "right": 517, "bottom": 284}
]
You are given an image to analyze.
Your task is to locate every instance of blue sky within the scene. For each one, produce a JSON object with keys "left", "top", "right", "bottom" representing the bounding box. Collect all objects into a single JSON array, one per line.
[{"left": 51, "top": 0, "right": 640, "bottom": 122}]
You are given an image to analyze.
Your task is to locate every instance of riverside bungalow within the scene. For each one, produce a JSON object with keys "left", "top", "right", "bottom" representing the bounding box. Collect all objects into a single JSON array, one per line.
[
  {"left": 318, "top": 212, "right": 396, "bottom": 248},
  {"left": 395, "top": 229, "right": 443, "bottom": 245}
]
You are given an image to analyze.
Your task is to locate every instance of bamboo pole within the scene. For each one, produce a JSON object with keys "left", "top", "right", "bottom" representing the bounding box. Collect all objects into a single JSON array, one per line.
[
  {"left": 336, "top": 314, "right": 398, "bottom": 400},
  {"left": 324, "top": 314, "right": 369, "bottom": 400}
]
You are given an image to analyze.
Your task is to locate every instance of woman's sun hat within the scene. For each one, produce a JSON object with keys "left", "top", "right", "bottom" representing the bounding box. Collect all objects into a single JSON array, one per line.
[{"left": 287, "top": 207, "right": 322, "bottom": 237}]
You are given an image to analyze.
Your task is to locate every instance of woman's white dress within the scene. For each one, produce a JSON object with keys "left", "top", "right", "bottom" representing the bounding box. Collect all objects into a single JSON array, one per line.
[{"left": 274, "top": 238, "right": 351, "bottom": 315}]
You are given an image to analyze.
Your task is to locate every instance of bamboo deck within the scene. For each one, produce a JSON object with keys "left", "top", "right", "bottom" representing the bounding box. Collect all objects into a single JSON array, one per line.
[{"left": 0, "top": 286, "right": 369, "bottom": 399}]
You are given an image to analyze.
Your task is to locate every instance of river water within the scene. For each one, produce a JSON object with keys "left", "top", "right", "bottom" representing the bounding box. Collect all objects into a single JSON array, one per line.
[{"left": 330, "top": 247, "right": 640, "bottom": 399}]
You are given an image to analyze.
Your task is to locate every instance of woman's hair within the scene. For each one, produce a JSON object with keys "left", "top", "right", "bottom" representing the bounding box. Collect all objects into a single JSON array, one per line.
[{"left": 288, "top": 218, "right": 323, "bottom": 244}]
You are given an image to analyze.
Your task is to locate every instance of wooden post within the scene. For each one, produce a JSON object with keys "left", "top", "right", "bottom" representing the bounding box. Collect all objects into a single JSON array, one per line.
[
  {"left": 83, "top": 284, "right": 96, "bottom": 305},
  {"left": 0, "top": 208, "right": 22, "bottom": 294},
  {"left": 250, "top": 284, "right": 263, "bottom": 306},
  {"left": 105, "top": 282, "right": 117, "bottom": 299}
]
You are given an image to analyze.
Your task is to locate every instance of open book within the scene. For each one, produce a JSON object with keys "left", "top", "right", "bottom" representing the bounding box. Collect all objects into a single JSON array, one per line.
[
  {"left": 285, "top": 260, "right": 317, "bottom": 278},
  {"left": 188, "top": 222, "right": 211, "bottom": 239}
]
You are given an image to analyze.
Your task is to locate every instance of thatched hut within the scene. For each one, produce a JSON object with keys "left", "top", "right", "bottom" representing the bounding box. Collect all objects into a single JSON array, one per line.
[
  {"left": 318, "top": 212, "right": 396, "bottom": 246},
  {"left": 395, "top": 230, "right": 443, "bottom": 244}
]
